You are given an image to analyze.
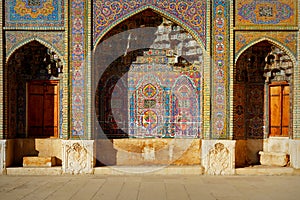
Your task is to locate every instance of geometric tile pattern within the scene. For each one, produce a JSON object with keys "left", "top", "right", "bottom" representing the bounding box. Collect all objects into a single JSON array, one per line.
[
  {"left": 5, "top": 0, "right": 64, "bottom": 28},
  {"left": 129, "top": 66, "right": 201, "bottom": 138}
]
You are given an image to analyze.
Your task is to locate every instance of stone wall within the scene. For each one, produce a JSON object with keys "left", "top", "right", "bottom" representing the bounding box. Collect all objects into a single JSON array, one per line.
[{"left": 95, "top": 139, "right": 201, "bottom": 166}]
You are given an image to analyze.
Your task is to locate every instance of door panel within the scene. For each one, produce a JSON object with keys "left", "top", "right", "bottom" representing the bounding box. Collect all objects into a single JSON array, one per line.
[
  {"left": 269, "top": 86, "right": 281, "bottom": 136},
  {"left": 269, "top": 83, "right": 290, "bottom": 137},
  {"left": 27, "top": 80, "right": 59, "bottom": 138},
  {"left": 282, "top": 85, "right": 290, "bottom": 136}
]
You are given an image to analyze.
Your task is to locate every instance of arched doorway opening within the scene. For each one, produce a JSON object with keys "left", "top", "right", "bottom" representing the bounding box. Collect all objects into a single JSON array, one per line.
[
  {"left": 234, "top": 40, "right": 293, "bottom": 166},
  {"left": 5, "top": 40, "right": 63, "bottom": 139},
  {"left": 93, "top": 9, "right": 204, "bottom": 166}
]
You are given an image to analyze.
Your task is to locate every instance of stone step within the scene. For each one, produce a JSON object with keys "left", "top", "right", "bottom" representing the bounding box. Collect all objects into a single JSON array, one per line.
[
  {"left": 6, "top": 167, "right": 62, "bottom": 175},
  {"left": 236, "top": 166, "right": 294, "bottom": 176},
  {"left": 259, "top": 151, "right": 289, "bottom": 166},
  {"left": 93, "top": 165, "right": 204, "bottom": 175},
  {"left": 23, "top": 156, "right": 56, "bottom": 167}
]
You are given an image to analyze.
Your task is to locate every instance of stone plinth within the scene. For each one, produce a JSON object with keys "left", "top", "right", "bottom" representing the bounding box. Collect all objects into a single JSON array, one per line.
[
  {"left": 23, "top": 156, "right": 56, "bottom": 167},
  {"left": 62, "top": 140, "right": 95, "bottom": 174},
  {"left": 263, "top": 137, "right": 289, "bottom": 153},
  {"left": 259, "top": 151, "right": 289, "bottom": 166},
  {"left": 259, "top": 137, "right": 290, "bottom": 167},
  {"left": 0, "top": 140, "right": 6, "bottom": 174},
  {"left": 35, "top": 139, "right": 62, "bottom": 165},
  {"left": 202, "top": 140, "right": 236, "bottom": 175},
  {"left": 289, "top": 140, "right": 300, "bottom": 169}
]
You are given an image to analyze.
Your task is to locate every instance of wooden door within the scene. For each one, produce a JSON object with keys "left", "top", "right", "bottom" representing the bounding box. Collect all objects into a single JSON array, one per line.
[
  {"left": 27, "top": 80, "right": 59, "bottom": 138},
  {"left": 269, "top": 83, "right": 290, "bottom": 137}
]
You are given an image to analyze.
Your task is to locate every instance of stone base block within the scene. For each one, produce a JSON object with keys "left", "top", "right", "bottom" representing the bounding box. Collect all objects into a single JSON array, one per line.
[
  {"left": 202, "top": 140, "right": 236, "bottom": 175},
  {"left": 289, "top": 140, "right": 300, "bottom": 169},
  {"left": 259, "top": 151, "right": 289, "bottom": 166},
  {"left": 23, "top": 156, "right": 56, "bottom": 167},
  {"left": 0, "top": 140, "right": 6, "bottom": 174},
  {"left": 263, "top": 137, "right": 289, "bottom": 153},
  {"left": 6, "top": 167, "right": 62, "bottom": 175},
  {"left": 236, "top": 166, "right": 294, "bottom": 175},
  {"left": 62, "top": 140, "right": 95, "bottom": 174}
]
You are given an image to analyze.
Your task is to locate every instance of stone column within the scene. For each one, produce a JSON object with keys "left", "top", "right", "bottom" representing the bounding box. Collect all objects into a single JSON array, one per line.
[
  {"left": 202, "top": 140, "right": 236, "bottom": 175},
  {"left": 289, "top": 140, "right": 300, "bottom": 169},
  {"left": 0, "top": 140, "right": 6, "bottom": 174},
  {"left": 62, "top": 140, "right": 95, "bottom": 174}
]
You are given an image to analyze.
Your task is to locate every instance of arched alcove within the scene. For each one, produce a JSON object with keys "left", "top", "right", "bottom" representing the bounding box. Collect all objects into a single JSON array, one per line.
[
  {"left": 234, "top": 40, "right": 294, "bottom": 167},
  {"left": 5, "top": 40, "right": 63, "bottom": 138}
]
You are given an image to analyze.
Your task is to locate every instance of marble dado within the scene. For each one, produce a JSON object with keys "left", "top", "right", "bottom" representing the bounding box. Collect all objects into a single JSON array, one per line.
[{"left": 2, "top": 139, "right": 300, "bottom": 175}]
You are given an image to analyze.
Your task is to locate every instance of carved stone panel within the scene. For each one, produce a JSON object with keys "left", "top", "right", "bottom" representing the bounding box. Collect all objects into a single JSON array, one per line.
[
  {"left": 202, "top": 140, "right": 236, "bottom": 175},
  {"left": 62, "top": 140, "right": 95, "bottom": 174}
]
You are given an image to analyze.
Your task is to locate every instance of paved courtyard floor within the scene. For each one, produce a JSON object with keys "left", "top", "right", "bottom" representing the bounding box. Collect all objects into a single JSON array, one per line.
[{"left": 0, "top": 174, "right": 299, "bottom": 200}]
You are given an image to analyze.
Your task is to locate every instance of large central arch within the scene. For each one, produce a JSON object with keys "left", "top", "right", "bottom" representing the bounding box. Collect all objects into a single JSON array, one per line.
[{"left": 92, "top": 9, "right": 204, "bottom": 140}]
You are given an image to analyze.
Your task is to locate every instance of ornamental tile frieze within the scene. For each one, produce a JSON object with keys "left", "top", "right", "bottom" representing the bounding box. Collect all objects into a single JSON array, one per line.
[{"left": 211, "top": 0, "right": 229, "bottom": 139}]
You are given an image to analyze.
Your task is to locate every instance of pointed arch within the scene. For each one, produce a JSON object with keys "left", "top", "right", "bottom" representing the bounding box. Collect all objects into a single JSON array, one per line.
[
  {"left": 235, "top": 37, "right": 296, "bottom": 65},
  {"left": 6, "top": 37, "right": 64, "bottom": 63},
  {"left": 135, "top": 74, "right": 163, "bottom": 90},
  {"left": 93, "top": 5, "right": 205, "bottom": 52},
  {"left": 172, "top": 75, "right": 197, "bottom": 90}
]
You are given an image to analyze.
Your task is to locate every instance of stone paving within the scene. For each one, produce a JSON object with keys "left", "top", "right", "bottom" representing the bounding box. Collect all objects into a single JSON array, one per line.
[{"left": 0, "top": 175, "right": 300, "bottom": 200}]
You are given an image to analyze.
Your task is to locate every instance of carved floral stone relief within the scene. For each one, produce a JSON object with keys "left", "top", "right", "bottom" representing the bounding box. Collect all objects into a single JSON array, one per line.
[
  {"left": 207, "top": 143, "right": 230, "bottom": 175},
  {"left": 62, "top": 141, "right": 94, "bottom": 174},
  {"left": 202, "top": 140, "right": 235, "bottom": 175}
]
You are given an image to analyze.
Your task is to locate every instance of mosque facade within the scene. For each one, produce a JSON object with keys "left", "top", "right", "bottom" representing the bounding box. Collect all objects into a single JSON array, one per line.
[{"left": 0, "top": 0, "right": 300, "bottom": 175}]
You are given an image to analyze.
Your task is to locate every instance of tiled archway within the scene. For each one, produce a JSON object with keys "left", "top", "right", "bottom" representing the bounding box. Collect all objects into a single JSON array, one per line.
[{"left": 93, "top": 9, "right": 203, "bottom": 139}]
